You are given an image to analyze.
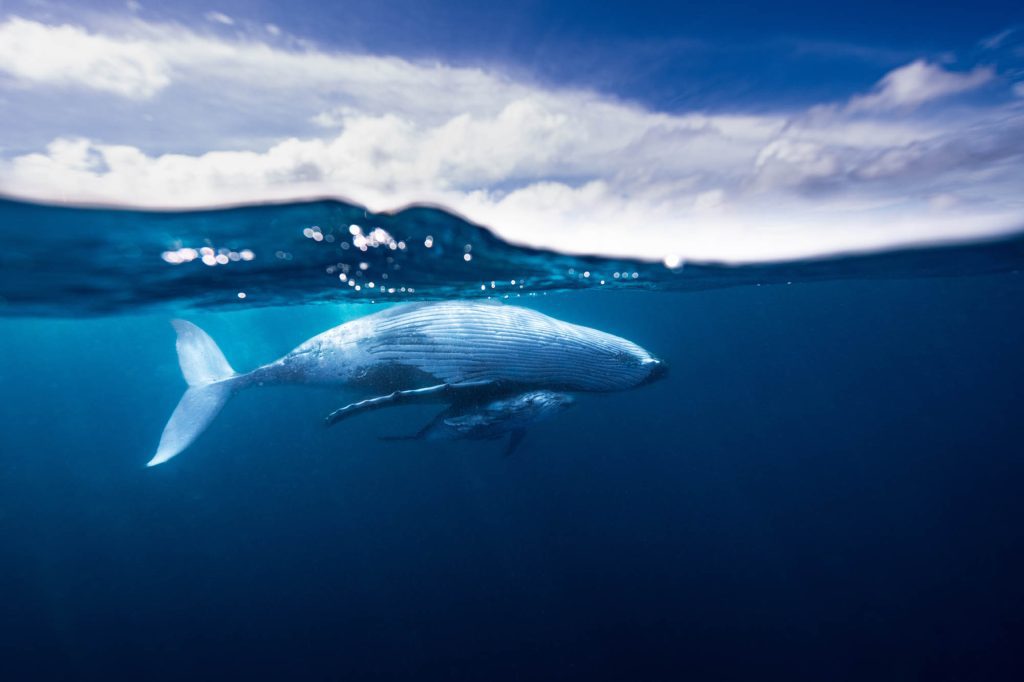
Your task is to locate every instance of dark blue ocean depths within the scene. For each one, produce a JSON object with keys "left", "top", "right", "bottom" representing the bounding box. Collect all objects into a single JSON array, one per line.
[{"left": 1, "top": 200, "right": 1023, "bottom": 680}]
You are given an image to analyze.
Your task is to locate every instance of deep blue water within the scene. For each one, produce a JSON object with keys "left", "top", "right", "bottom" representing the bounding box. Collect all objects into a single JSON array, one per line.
[{"left": 1, "top": 200, "right": 1024, "bottom": 679}]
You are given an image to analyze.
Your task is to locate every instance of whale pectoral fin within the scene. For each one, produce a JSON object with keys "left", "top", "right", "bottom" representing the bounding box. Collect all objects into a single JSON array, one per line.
[
  {"left": 325, "top": 384, "right": 450, "bottom": 426},
  {"left": 503, "top": 429, "right": 527, "bottom": 457},
  {"left": 325, "top": 380, "right": 494, "bottom": 427}
]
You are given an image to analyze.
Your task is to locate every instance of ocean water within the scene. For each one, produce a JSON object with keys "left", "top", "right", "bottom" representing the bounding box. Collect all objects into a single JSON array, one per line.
[{"left": 1, "top": 198, "right": 1024, "bottom": 679}]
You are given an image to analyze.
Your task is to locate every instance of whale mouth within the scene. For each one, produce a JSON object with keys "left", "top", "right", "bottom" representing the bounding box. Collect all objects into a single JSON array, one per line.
[{"left": 640, "top": 358, "right": 669, "bottom": 385}]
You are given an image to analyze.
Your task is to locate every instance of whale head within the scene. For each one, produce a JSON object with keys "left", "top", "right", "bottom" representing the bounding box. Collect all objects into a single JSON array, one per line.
[{"left": 638, "top": 356, "right": 669, "bottom": 386}]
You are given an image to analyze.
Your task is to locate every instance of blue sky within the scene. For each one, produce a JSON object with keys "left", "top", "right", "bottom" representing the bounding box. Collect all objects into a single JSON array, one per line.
[
  {"left": 0, "top": 0, "right": 1022, "bottom": 261},
  {"left": 62, "top": 0, "right": 1023, "bottom": 105}
]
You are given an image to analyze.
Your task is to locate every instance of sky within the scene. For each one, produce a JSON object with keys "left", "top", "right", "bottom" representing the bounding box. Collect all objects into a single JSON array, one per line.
[{"left": 0, "top": 0, "right": 1022, "bottom": 261}]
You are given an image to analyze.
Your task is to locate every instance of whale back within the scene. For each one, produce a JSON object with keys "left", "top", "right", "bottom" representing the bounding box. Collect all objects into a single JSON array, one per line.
[{"left": 360, "top": 302, "right": 660, "bottom": 392}]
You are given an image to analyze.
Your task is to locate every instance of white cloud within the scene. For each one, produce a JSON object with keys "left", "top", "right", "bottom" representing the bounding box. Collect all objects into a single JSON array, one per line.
[
  {"left": 0, "top": 16, "right": 1022, "bottom": 262},
  {"left": 0, "top": 17, "right": 529, "bottom": 112},
  {"left": 0, "top": 18, "right": 171, "bottom": 98},
  {"left": 204, "top": 12, "right": 235, "bottom": 26},
  {"left": 754, "top": 139, "right": 841, "bottom": 189},
  {"left": 693, "top": 189, "right": 726, "bottom": 212},
  {"left": 980, "top": 27, "right": 1016, "bottom": 50},
  {"left": 846, "top": 60, "right": 994, "bottom": 112}
]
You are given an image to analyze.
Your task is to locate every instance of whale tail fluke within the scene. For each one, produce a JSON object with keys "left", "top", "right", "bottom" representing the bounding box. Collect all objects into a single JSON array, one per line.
[{"left": 147, "top": 320, "right": 238, "bottom": 467}]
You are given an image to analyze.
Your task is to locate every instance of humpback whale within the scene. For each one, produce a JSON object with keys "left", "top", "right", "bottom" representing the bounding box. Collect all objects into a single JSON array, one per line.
[
  {"left": 380, "top": 390, "right": 576, "bottom": 456},
  {"left": 149, "top": 301, "right": 667, "bottom": 466}
]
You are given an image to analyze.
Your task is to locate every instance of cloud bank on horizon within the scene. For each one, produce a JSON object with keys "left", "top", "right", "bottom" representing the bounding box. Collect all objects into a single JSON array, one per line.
[{"left": 0, "top": 11, "right": 1022, "bottom": 263}]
